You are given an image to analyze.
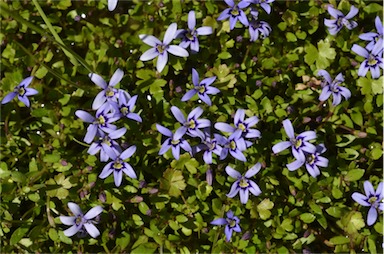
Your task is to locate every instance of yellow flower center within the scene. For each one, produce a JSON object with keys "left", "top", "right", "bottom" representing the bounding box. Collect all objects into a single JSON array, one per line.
[
  {"left": 120, "top": 106, "right": 129, "bottom": 115},
  {"left": 196, "top": 85, "right": 206, "bottom": 94},
  {"left": 106, "top": 88, "right": 115, "bottom": 98},
  {"left": 102, "top": 137, "right": 111, "bottom": 146},
  {"left": 239, "top": 177, "right": 249, "bottom": 188},
  {"left": 368, "top": 55, "right": 377, "bottom": 66},
  {"left": 307, "top": 154, "right": 316, "bottom": 165},
  {"left": 97, "top": 115, "right": 106, "bottom": 125},
  {"left": 113, "top": 161, "right": 123, "bottom": 170},
  {"left": 238, "top": 123, "right": 246, "bottom": 132},
  {"left": 75, "top": 216, "right": 83, "bottom": 225},
  {"left": 227, "top": 218, "right": 236, "bottom": 228},
  {"left": 292, "top": 138, "right": 302, "bottom": 149},
  {"left": 230, "top": 140, "right": 237, "bottom": 150},
  {"left": 187, "top": 119, "right": 196, "bottom": 129},
  {"left": 369, "top": 196, "right": 377, "bottom": 204},
  {"left": 157, "top": 44, "right": 166, "bottom": 54},
  {"left": 171, "top": 139, "right": 180, "bottom": 145},
  {"left": 231, "top": 7, "right": 239, "bottom": 16},
  {"left": 18, "top": 87, "right": 26, "bottom": 96}
]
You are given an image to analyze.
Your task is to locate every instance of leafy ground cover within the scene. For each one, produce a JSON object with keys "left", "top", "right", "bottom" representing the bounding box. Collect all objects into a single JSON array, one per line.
[{"left": 0, "top": 0, "right": 383, "bottom": 253}]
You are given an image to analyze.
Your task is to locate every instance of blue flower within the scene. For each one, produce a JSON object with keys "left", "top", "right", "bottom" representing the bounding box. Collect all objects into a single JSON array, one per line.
[
  {"left": 181, "top": 68, "right": 219, "bottom": 106},
  {"left": 194, "top": 132, "right": 223, "bottom": 164},
  {"left": 351, "top": 40, "right": 383, "bottom": 79},
  {"left": 112, "top": 91, "right": 142, "bottom": 122},
  {"left": 171, "top": 106, "right": 211, "bottom": 139},
  {"left": 216, "top": 131, "right": 249, "bottom": 162},
  {"left": 217, "top": 0, "right": 249, "bottom": 30},
  {"left": 215, "top": 109, "right": 261, "bottom": 139},
  {"left": 99, "top": 145, "right": 137, "bottom": 187},
  {"left": 176, "top": 11, "right": 213, "bottom": 53},
  {"left": 272, "top": 119, "right": 316, "bottom": 162},
  {"left": 210, "top": 210, "right": 241, "bottom": 242},
  {"left": 317, "top": 70, "right": 351, "bottom": 106},
  {"left": 226, "top": 163, "right": 262, "bottom": 204},
  {"left": 248, "top": 12, "right": 272, "bottom": 42},
  {"left": 245, "top": 0, "right": 275, "bottom": 14},
  {"left": 60, "top": 202, "right": 103, "bottom": 238},
  {"left": 139, "top": 23, "right": 189, "bottom": 73},
  {"left": 359, "top": 16, "right": 383, "bottom": 51},
  {"left": 90, "top": 69, "right": 125, "bottom": 110},
  {"left": 286, "top": 144, "right": 329, "bottom": 178},
  {"left": 87, "top": 127, "right": 126, "bottom": 162},
  {"left": 1, "top": 76, "right": 38, "bottom": 107},
  {"left": 324, "top": 5, "right": 358, "bottom": 35},
  {"left": 156, "top": 124, "right": 192, "bottom": 160},
  {"left": 75, "top": 103, "right": 119, "bottom": 144},
  {"left": 352, "top": 181, "right": 383, "bottom": 226}
]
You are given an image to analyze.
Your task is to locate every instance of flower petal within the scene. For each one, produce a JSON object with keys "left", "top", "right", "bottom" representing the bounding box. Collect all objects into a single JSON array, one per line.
[
  {"left": 272, "top": 141, "right": 291, "bottom": 154},
  {"left": 140, "top": 48, "right": 159, "bottom": 61},
  {"left": 84, "top": 206, "right": 103, "bottom": 220},
  {"left": 89, "top": 73, "right": 107, "bottom": 89},
  {"left": 351, "top": 44, "right": 369, "bottom": 58},
  {"left": 139, "top": 34, "right": 161, "bottom": 47},
  {"left": 181, "top": 89, "right": 197, "bottom": 102},
  {"left": 108, "top": 0, "right": 118, "bottom": 11},
  {"left": 60, "top": 216, "right": 75, "bottom": 226},
  {"left": 171, "top": 106, "right": 186, "bottom": 123},
  {"left": 197, "top": 26, "right": 213, "bottom": 35},
  {"left": 345, "top": 5, "right": 358, "bottom": 19},
  {"left": 367, "top": 206, "right": 378, "bottom": 226},
  {"left": 287, "top": 160, "right": 304, "bottom": 171},
  {"left": 109, "top": 68, "right": 124, "bottom": 87},
  {"left": 1, "top": 92, "right": 17, "bottom": 104},
  {"left": 282, "top": 119, "right": 295, "bottom": 139},
  {"left": 156, "top": 52, "right": 168, "bottom": 72},
  {"left": 245, "top": 163, "right": 261, "bottom": 178},
  {"left": 364, "top": 181, "right": 375, "bottom": 196},
  {"left": 352, "top": 193, "right": 370, "bottom": 206},
  {"left": 68, "top": 202, "right": 82, "bottom": 216},
  {"left": 227, "top": 181, "right": 240, "bottom": 198},
  {"left": 75, "top": 110, "right": 95, "bottom": 123},
  {"left": 122, "top": 163, "right": 137, "bottom": 179},
  {"left": 188, "top": 11, "right": 196, "bottom": 30},
  {"left": 120, "top": 145, "right": 136, "bottom": 160},
  {"left": 211, "top": 218, "right": 227, "bottom": 225},
  {"left": 167, "top": 45, "right": 189, "bottom": 57},
  {"left": 239, "top": 188, "right": 249, "bottom": 204},
  {"left": 84, "top": 223, "right": 100, "bottom": 238},
  {"left": 215, "top": 122, "right": 236, "bottom": 133},
  {"left": 163, "top": 23, "right": 177, "bottom": 45},
  {"left": 225, "top": 166, "right": 241, "bottom": 179},
  {"left": 63, "top": 224, "right": 80, "bottom": 237},
  {"left": 156, "top": 124, "right": 172, "bottom": 137}
]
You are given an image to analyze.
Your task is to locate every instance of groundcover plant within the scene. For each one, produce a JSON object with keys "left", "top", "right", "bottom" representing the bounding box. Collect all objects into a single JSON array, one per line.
[{"left": 0, "top": 0, "right": 383, "bottom": 253}]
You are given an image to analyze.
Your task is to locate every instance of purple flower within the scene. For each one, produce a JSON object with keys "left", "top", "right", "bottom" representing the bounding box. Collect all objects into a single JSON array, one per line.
[
  {"left": 286, "top": 144, "right": 329, "bottom": 178},
  {"left": 181, "top": 68, "right": 219, "bottom": 106},
  {"left": 359, "top": 16, "right": 383, "bottom": 51},
  {"left": 59, "top": 202, "right": 103, "bottom": 238},
  {"left": 171, "top": 106, "right": 211, "bottom": 139},
  {"left": 352, "top": 181, "right": 383, "bottom": 226},
  {"left": 248, "top": 16, "right": 272, "bottom": 42},
  {"left": 87, "top": 127, "right": 126, "bottom": 162},
  {"left": 157, "top": 124, "right": 192, "bottom": 160},
  {"left": 215, "top": 109, "right": 261, "bottom": 139},
  {"left": 99, "top": 145, "right": 137, "bottom": 187},
  {"left": 226, "top": 163, "right": 262, "bottom": 204},
  {"left": 216, "top": 131, "right": 248, "bottom": 162},
  {"left": 108, "top": 0, "right": 118, "bottom": 11},
  {"left": 112, "top": 91, "right": 142, "bottom": 122},
  {"left": 245, "top": 0, "right": 275, "bottom": 14},
  {"left": 272, "top": 119, "right": 316, "bottom": 162},
  {"left": 176, "top": 11, "right": 213, "bottom": 53},
  {"left": 139, "top": 23, "right": 189, "bottom": 73},
  {"left": 194, "top": 133, "right": 223, "bottom": 164},
  {"left": 210, "top": 210, "right": 241, "bottom": 242},
  {"left": 1, "top": 76, "right": 38, "bottom": 107},
  {"left": 75, "top": 104, "right": 119, "bottom": 144},
  {"left": 90, "top": 69, "right": 125, "bottom": 110},
  {"left": 324, "top": 5, "right": 358, "bottom": 35},
  {"left": 351, "top": 40, "right": 383, "bottom": 79},
  {"left": 317, "top": 70, "right": 351, "bottom": 106},
  {"left": 217, "top": 0, "right": 249, "bottom": 30}
]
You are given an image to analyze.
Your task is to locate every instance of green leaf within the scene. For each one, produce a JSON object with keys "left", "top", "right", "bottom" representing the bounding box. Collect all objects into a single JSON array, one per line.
[
  {"left": 218, "top": 51, "right": 232, "bottom": 60},
  {"left": 329, "top": 236, "right": 349, "bottom": 245},
  {"left": 116, "top": 232, "right": 131, "bottom": 250},
  {"left": 370, "top": 147, "right": 383, "bottom": 160},
  {"left": 316, "top": 40, "right": 336, "bottom": 69},
  {"left": 304, "top": 43, "right": 318, "bottom": 65},
  {"left": 363, "top": 3, "right": 383, "bottom": 13},
  {"left": 350, "top": 109, "right": 363, "bottom": 127},
  {"left": 10, "top": 227, "right": 29, "bottom": 245},
  {"left": 344, "top": 169, "right": 365, "bottom": 181},
  {"left": 342, "top": 211, "right": 365, "bottom": 234},
  {"left": 299, "top": 213, "right": 316, "bottom": 223},
  {"left": 257, "top": 198, "right": 274, "bottom": 220},
  {"left": 286, "top": 32, "right": 297, "bottom": 42},
  {"left": 160, "top": 168, "right": 186, "bottom": 197},
  {"left": 326, "top": 207, "right": 342, "bottom": 218},
  {"left": 212, "top": 199, "right": 222, "bottom": 216},
  {"left": 139, "top": 202, "right": 150, "bottom": 215},
  {"left": 371, "top": 76, "right": 383, "bottom": 94}
]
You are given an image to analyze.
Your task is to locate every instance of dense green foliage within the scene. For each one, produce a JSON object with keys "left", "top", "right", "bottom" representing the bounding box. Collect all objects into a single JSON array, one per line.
[{"left": 0, "top": 0, "right": 383, "bottom": 253}]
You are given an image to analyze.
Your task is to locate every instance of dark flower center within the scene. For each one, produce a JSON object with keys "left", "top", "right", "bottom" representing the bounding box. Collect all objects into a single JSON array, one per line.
[
  {"left": 336, "top": 17, "right": 343, "bottom": 27},
  {"left": 208, "top": 141, "right": 216, "bottom": 151},
  {"left": 239, "top": 177, "right": 249, "bottom": 188},
  {"left": 331, "top": 85, "right": 340, "bottom": 93},
  {"left": 306, "top": 154, "right": 316, "bottom": 165},
  {"left": 75, "top": 215, "right": 84, "bottom": 226},
  {"left": 186, "top": 29, "right": 196, "bottom": 41}
]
